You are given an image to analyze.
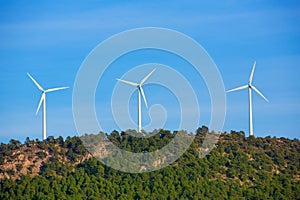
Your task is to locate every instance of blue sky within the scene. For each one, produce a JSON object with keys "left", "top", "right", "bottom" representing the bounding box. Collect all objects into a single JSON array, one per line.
[{"left": 0, "top": 0, "right": 299, "bottom": 142}]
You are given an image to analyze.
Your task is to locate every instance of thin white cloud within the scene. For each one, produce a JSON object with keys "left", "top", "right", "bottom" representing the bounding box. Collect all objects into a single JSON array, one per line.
[{"left": 1, "top": 3, "right": 299, "bottom": 48}]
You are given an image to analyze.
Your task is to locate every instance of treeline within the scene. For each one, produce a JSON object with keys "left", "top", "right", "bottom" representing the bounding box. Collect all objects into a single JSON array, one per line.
[{"left": 0, "top": 128, "right": 299, "bottom": 199}]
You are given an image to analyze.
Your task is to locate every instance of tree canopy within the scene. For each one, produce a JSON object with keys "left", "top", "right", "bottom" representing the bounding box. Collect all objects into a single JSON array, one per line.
[{"left": 0, "top": 128, "right": 299, "bottom": 199}]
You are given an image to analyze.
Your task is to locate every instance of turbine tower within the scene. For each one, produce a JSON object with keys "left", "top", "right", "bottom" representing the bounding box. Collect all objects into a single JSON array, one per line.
[
  {"left": 227, "top": 61, "right": 268, "bottom": 136},
  {"left": 117, "top": 68, "right": 156, "bottom": 133},
  {"left": 27, "top": 73, "right": 69, "bottom": 140}
]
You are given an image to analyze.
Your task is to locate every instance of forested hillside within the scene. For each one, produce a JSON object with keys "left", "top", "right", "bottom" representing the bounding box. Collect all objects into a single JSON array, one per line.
[{"left": 0, "top": 128, "right": 299, "bottom": 199}]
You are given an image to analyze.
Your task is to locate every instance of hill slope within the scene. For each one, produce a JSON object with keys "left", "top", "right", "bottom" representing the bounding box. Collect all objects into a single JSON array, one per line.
[{"left": 0, "top": 129, "right": 299, "bottom": 199}]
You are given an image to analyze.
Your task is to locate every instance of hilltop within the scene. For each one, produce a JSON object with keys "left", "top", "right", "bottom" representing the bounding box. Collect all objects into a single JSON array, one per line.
[{"left": 0, "top": 128, "right": 299, "bottom": 199}]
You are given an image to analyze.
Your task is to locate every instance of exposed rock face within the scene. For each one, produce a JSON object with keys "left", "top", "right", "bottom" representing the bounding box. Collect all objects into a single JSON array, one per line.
[{"left": 0, "top": 138, "right": 91, "bottom": 180}]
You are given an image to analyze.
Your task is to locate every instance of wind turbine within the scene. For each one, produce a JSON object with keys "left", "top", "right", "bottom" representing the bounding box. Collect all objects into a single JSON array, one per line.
[
  {"left": 117, "top": 68, "right": 156, "bottom": 133},
  {"left": 27, "top": 73, "right": 69, "bottom": 140},
  {"left": 227, "top": 61, "right": 268, "bottom": 136}
]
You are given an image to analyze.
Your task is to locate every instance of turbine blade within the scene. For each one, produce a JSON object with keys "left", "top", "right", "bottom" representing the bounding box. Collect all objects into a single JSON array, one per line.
[
  {"left": 249, "top": 61, "right": 256, "bottom": 84},
  {"left": 27, "top": 72, "right": 44, "bottom": 91},
  {"left": 140, "top": 86, "right": 148, "bottom": 109},
  {"left": 45, "top": 86, "right": 69, "bottom": 93},
  {"left": 140, "top": 68, "right": 156, "bottom": 85},
  {"left": 36, "top": 93, "right": 45, "bottom": 115},
  {"left": 226, "top": 85, "right": 248, "bottom": 93},
  {"left": 251, "top": 85, "right": 269, "bottom": 102},
  {"left": 116, "top": 79, "right": 139, "bottom": 86}
]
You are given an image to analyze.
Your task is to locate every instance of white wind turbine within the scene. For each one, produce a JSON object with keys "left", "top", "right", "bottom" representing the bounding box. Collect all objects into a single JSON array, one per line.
[
  {"left": 227, "top": 61, "right": 268, "bottom": 136},
  {"left": 27, "top": 73, "right": 69, "bottom": 140},
  {"left": 117, "top": 68, "right": 156, "bottom": 133}
]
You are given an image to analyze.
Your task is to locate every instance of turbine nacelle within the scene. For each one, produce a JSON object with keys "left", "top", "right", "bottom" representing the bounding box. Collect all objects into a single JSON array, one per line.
[{"left": 227, "top": 61, "right": 268, "bottom": 102}]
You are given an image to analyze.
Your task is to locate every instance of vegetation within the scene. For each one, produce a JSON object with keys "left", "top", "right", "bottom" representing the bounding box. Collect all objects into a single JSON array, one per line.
[{"left": 0, "top": 127, "right": 299, "bottom": 199}]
